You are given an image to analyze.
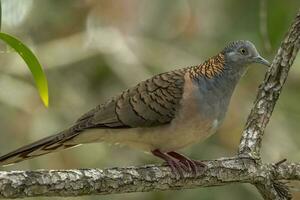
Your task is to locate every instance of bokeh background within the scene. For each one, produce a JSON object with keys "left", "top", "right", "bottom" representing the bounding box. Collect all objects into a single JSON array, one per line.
[{"left": 0, "top": 0, "right": 300, "bottom": 199}]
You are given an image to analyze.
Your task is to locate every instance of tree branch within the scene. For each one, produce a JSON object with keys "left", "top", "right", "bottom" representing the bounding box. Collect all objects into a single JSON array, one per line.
[
  {"left": 255, "top": 181, "right": 292, "bottom": 200},
  {"left": 0, "top": 8, "right": 299, "bottom": 200},
  {"left": 238, "top": 8, "right": 300, "bottom": 199},
  {"left": 238, "top": 9, "right": 300, "bottom": 158},
  {"left": 1, "top": 157, "right": 300, "bottom": 199}
]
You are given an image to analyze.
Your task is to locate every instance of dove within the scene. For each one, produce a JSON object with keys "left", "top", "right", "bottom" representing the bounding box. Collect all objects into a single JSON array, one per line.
[{"left": 0, "top": 40, "right": 270, "bottom": 176}]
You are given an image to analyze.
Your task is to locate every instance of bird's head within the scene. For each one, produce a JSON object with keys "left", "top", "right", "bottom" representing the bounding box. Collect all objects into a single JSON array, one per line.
[{"left": 223, "top": 40, "right": 270, "bottom": 68}]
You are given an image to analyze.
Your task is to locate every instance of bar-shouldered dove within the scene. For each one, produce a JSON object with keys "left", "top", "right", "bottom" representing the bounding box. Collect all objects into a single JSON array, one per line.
[{"left": 0, "top": 40, "right": 270, "bottom": 176}]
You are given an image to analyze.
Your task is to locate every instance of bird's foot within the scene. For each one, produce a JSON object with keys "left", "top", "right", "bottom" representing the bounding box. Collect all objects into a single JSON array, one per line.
[
  {"left": 167, "top": 151, "right": 205, "bottom": 176},
  {"left": 152, "top": 149, "right": 189, "bottom": 178}
]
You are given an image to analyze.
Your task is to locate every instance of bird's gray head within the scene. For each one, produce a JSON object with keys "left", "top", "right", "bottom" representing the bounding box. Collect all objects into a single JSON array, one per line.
[{"left": 223, "top": 40, "right": 270, "bottom": 68}]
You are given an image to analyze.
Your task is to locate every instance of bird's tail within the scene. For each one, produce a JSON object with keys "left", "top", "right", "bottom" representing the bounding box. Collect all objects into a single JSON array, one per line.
[{"left": 0, "top": 128, "right": 82, "bottom": 166}]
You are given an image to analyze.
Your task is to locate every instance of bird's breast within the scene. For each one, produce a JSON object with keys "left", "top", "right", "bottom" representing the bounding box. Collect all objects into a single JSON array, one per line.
[
  {"left": 166, "top": 74, "right": 225, "bottom": 146},
  {"left": 180, "top": 74, "right": 230, "bottom": 121}
]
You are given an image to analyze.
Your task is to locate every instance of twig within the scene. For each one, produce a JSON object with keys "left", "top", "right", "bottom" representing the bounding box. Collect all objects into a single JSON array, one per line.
[{"left": 275, "top": 159, "right": 287, "bottom": 167}]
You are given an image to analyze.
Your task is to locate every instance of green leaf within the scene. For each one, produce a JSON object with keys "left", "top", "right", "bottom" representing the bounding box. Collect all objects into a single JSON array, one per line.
[{"left": 0, "top": 32, "right": 49, "bottom": 107}]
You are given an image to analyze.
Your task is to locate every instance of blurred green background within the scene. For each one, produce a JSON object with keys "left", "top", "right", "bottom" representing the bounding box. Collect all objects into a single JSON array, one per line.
[{"left": 0, "top": 0, "right": 300, "bottom": 199}]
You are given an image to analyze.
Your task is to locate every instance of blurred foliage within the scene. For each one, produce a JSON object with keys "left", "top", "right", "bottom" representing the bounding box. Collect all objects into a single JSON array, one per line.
[
  {"left": 0, "top": 32, "right": 49, "bottom": 107},
  {"left": 0, "top": 1, "right": 49, "bottom": 107},
  {"left": 0, "top": 0, "right": 299, "bottom": 199}
]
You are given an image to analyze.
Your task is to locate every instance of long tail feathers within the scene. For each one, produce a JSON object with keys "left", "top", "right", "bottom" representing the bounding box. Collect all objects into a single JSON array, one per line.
[{"left": 0, "top": 129, "right": 81, "bottom": 166}]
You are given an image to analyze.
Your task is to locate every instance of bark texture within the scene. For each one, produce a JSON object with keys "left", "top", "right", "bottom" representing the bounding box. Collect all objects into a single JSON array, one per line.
[
  {"left": 0, "top": 8, "right": 299, "bottom": 200},
  {"left": 239, "top": 9, "right": 300, "bottom": 158},
  {"left": 0, "top": 158, "right": 300, "bottom": 199}
]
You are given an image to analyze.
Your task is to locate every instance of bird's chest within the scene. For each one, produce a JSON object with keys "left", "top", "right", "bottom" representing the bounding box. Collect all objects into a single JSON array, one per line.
[
  {"left": 175, "top": 76, "right": 229, "bottom": 127},
  {"left": 159, "top": 76, "right": 229, "bottom": 150},
  {"left": 171, "top": 101, "right": 221, "bottom": 137}
]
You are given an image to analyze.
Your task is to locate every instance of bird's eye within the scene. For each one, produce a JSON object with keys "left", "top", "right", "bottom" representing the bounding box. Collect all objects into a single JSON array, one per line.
[{"left": 239, "top": 48, "right": 247, "bottom": 55}]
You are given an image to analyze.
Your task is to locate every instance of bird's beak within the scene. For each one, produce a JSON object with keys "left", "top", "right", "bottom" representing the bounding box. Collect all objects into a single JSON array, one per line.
[{"left": 252, "top": 55, "right": 270, "bottom": 67}]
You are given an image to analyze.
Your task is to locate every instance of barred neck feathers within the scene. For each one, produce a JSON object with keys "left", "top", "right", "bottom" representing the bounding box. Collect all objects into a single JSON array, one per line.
[{"left": 188, "top": 53, "right": 225, "bottom": 80}]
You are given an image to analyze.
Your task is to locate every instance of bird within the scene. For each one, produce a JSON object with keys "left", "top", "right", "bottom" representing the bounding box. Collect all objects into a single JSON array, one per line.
[{"left": 0, "top": 40, "right": 270, "bottom": 177}]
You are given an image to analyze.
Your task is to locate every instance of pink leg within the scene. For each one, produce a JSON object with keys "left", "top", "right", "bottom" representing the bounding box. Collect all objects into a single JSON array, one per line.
[
  {"left": 152, "top": 149, "right": 188, "bottom": 178},
  {"left": 167, "top": 151, "right": 205, "bottom": 175}
]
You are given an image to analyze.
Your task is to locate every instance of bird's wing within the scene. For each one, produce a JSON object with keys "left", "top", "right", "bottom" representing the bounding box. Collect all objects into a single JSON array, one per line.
[
  {"left": 0, "top": 68, "right": 189, "bottom": 166},
  {"left": 76, "top": 68, "right": 188, "bottom": 129}
]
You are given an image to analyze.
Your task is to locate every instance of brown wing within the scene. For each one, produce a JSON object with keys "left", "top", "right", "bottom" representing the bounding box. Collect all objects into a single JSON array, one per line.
[
  {"left": 0, "top": 69, "right": 188, "bottom": 166},
  {"left": 76, "top": 69, "right": 188, "bottom": 129}
]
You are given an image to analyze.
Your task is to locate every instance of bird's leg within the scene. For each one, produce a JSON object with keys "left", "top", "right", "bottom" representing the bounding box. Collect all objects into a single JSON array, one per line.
[
  {"left": 151, "top": 149, "right": 188, "bottom": 178},
  {"left": 167, "top": 151, "right": 205, "bottom": 176}
]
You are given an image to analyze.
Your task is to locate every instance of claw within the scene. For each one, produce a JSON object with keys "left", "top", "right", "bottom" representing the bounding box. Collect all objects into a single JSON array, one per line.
[
  {"left": 167, "top": 151, "right": 205, "bottom": 176},
  {"left": 151, "top": 149, "right": 206, "bottom": 178},
  {"left": 152, "top": 149, "right": 188, "bottom": 178},
  {"left": 168, "top": 159, "right": 184, "bottom": 178}
]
